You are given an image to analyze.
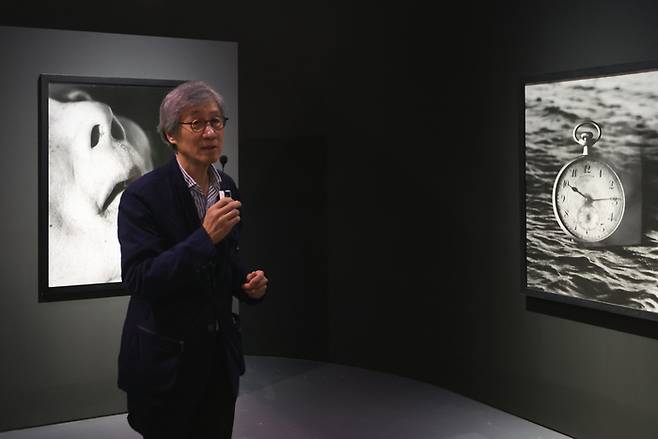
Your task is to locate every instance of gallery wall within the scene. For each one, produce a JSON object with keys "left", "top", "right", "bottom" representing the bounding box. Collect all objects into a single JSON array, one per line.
[
  {"left": 5, "top": 1, "right": 658, "bottom": 438},
  {"left": 0, "top": 26, "right": 238, "bottom": 432},
  {"left": 238, "top": 136, "right": 329, "bottom": 361},
  {"left": 326, "top": 1, "right": 658, "bottom": 439}
]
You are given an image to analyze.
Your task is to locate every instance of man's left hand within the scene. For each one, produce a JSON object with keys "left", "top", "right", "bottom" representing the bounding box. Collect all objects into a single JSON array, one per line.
[{"left": 242, "top": 270, "right": 268, "bottom": 299}]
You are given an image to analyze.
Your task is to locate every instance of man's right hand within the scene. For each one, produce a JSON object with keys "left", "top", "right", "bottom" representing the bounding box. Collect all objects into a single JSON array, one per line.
[{"left": 202, "top": 197, "right": 242, "bottom": 244}]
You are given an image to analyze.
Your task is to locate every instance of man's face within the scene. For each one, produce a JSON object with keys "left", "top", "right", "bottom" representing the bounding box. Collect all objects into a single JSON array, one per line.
[{"left": 169, "top": 101, "right": 224, "bottom": 168}]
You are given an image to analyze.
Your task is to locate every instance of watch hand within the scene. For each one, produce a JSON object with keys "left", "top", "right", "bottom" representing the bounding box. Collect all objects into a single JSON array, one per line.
[
  {"left": 567, "top": 182, "right": 592, "bottom": 201},
  {"left": 591, "top": 197, "right": 622, "bottom": 201}
]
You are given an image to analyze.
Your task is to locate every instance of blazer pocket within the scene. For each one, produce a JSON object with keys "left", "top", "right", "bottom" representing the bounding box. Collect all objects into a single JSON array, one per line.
[{"left": 136, "top": 325, "right": 184, "bottom": 395}]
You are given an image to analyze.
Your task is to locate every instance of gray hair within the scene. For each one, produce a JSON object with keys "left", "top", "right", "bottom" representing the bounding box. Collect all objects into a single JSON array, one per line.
[{"left": 158, "top": 80, "right": 227, "bottom": 149}]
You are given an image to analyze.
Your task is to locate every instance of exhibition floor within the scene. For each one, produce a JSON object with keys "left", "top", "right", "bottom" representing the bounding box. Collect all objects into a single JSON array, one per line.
[{"left": 0, "top": 356, "right": 571, "bottom": 439}]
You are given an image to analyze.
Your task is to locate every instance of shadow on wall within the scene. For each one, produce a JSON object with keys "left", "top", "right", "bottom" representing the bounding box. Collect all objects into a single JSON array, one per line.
[{"left": 527, "top": 296, "right": 658, "bottom": 340}]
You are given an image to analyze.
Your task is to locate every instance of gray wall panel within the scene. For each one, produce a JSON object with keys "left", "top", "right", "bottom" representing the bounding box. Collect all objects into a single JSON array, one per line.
[{"left": 0, "top": 25, "right": 237, "bottom": 431}]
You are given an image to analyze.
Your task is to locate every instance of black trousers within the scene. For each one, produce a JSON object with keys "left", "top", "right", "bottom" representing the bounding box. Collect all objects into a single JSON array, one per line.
[{"left": 127, "top": 337, "right": 236, "bottom": 439}]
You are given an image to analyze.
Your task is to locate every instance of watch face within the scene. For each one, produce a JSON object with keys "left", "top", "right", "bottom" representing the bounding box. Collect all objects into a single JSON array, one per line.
[{"left": 552, "top": 156, "right": 625, "bottom": 242}]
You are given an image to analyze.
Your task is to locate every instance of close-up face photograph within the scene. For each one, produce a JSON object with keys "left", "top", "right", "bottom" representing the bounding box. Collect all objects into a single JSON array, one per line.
[{"left": 44, "top": 78, "right": 179, "bottom": 291}]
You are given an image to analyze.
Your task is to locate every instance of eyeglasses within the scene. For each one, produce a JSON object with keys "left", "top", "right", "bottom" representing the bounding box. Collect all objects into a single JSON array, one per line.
[{"left": 179, "top": 117, "right": 228, "bottom": 133}]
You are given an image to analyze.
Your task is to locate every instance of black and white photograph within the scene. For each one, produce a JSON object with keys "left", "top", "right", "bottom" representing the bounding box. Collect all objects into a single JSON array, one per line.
[
  {"left": 523, "top": 64, "right": 658, "bottom": 319},
  {"left": 39, "top": 75, "right": 182, "bottom": 301}
]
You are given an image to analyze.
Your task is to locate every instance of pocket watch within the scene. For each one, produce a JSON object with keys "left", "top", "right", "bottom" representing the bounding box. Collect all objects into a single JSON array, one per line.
[{"left": 552, "top": 121, "right": 625, "bottom": 243}]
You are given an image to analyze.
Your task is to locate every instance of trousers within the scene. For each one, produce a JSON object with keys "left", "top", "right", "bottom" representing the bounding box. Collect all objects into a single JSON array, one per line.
[{"left": 127, "top": 335, "right": 236, "bottom": 439}]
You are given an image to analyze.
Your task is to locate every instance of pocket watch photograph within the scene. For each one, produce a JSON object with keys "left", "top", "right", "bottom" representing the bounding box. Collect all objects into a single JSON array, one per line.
[
  {"left": 524, "top": 69, "right": 658, "bottom": 313},
  {"left": 551, "top": 121, "right": 639, "bottom": 247}
]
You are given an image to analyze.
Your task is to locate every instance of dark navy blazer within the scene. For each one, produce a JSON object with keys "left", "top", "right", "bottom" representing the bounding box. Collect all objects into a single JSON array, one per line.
[{"left": 116, "top": 156, "right": 258, "bottom": 401}]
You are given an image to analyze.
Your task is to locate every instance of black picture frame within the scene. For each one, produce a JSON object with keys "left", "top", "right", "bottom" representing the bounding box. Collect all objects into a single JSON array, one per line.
[
  {"left": 39, "top": 74, "right": 183, "bottom": 302},
  {"left": 521, "top": 60, "right": 658, "bottom": 322}
]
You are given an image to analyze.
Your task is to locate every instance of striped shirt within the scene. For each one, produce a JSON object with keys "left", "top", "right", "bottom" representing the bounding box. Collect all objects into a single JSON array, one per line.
[{"left": 176, "top": 157, "right": 223, "bottom": 221}]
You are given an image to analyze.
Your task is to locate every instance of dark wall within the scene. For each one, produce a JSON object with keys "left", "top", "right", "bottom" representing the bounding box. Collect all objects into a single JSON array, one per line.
[
  {"left": 328, "top": 2, "right": 658, "bottom": 439},
  {"left": 239, "top": 136, "right": 328, "bottom": 360}
]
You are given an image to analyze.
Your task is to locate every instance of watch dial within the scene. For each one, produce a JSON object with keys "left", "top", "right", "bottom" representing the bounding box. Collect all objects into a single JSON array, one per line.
[{"left": 553, "top": 157, "right": 625, "bottom": 242}]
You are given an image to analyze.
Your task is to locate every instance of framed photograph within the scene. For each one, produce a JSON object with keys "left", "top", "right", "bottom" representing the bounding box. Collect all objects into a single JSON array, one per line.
[
  {"left": 522, "top": 61, "right": 658, "bottom": 321},
  {"left": 39, "top": 74, "right": 182, "bottom": 302}
]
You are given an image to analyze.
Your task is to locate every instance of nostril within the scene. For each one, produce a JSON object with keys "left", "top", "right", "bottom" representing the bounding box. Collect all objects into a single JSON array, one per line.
[
  {"left": 111, "top": 117, "right": 126, "bottom": 141},
  {"left": 90, "top": 124, "right": 100, "bottom": 148}
]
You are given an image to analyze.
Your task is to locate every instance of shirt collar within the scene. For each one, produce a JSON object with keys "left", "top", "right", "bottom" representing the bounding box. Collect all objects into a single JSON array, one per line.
[{"left": 176, "top": 156, "right": 223, "bottom": 191}]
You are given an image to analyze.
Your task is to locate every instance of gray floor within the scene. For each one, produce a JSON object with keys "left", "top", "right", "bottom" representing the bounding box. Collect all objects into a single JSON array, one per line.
[{"left": 0, "top": 356, "right": 572, "bottom": 439}]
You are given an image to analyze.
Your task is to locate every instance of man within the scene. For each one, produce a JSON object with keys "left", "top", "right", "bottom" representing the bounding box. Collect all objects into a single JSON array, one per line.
[{"left": 117, "top": 81, "right": 268, "bottom": 438}]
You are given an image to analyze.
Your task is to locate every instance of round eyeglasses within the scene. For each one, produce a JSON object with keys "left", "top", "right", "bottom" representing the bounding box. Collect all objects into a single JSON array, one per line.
[{"left": 179, "top": 117, "right": 228, "bottom": 133}]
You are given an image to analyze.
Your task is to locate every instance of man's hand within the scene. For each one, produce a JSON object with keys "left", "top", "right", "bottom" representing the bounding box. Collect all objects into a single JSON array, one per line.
[
  {"left": 242, "top": 270, "right": 268, "bottom": 300},
  {"left": 202, "top": 197, "right": 242, "bottom": 245}
]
